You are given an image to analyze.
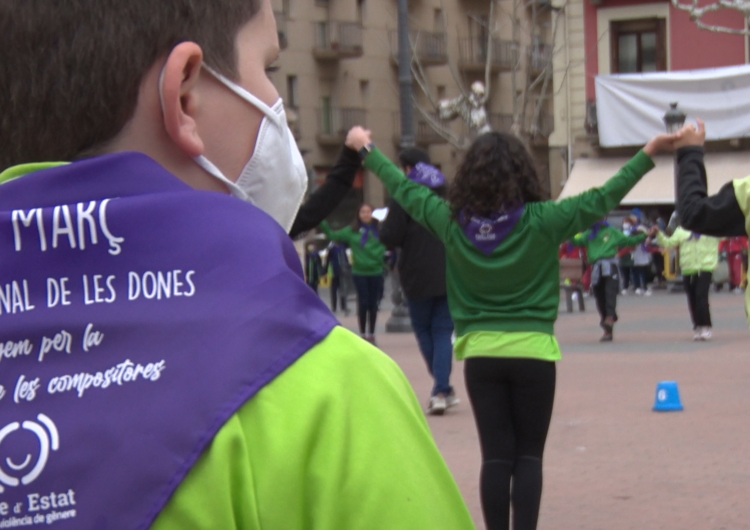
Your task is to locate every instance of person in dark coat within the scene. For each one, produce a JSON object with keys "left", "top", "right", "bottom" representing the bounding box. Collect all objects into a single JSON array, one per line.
[
  {"left": 379, "top": 148, "right": 458, "bottom": 415},
  {"left": 304, "top": 243, "right": 324, "bottom": 294}
]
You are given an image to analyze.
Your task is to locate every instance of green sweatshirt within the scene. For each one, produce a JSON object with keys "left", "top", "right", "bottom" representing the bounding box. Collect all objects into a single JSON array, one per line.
[
  {"left": 655, "top": 227, "right": 719, "bottom": 274},
  {"left": 571, "top": 226, "right": 646, "bottom": 262},
  {"left": 364, "top": 148, "right": 655, "bottom": 338},
  {"left": 320, "top": 220, "right": 386, "bottom": 276}
]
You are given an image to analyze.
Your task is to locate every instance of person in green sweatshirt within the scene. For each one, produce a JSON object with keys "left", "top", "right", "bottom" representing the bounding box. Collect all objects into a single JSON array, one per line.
[
  {"left": 570, "top": 221, "right": 647, "bottom": 342},
  {"left": 320, "top": 205, "right": 386, "bottom": 343},
  {"left": 346, "top": 125, "right": 678, "bottom": 530},
  {"left": 651, "top": 227, "right": 720, "bottom": 340}
]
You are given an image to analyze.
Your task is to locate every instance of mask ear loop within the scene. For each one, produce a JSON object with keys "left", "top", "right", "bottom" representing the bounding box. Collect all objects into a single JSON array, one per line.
[
  {"left": 157, "top": 62, "right": 250, "bottom": 201},
  {"left": 201, "top": 64, "right": 283, "bottom": 128}
]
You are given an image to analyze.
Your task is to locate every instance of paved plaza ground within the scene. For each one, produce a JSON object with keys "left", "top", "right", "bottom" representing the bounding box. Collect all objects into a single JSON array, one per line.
[{"left": 324, "top": 285, "right": 750, "bottom": 530}]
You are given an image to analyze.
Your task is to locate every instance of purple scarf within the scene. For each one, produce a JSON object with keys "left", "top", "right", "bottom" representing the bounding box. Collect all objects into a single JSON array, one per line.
[
  {"left": 588, "top": 220, "right": 610, "bottom": 241},
  {"left": 459, "top": 207, "right": 525, "bottom": 256},
  {"left": 0, "top": 153, "right": 337, "bottom": 529},
  {"left": 359, "top": 223, "right": 379, "bottom": 248},
  {"left": 407, "top": 163, "right": 446, "bottom": 188}
]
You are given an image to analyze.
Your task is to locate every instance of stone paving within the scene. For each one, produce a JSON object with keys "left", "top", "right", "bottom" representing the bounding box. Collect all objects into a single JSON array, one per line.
[{"left": 327, "top": 286, "right": 750, "bottom": 530}]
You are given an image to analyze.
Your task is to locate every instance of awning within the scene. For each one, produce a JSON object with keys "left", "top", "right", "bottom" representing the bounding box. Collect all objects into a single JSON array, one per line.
[{"left": 558, "top": 152, "right": 750, "bottom": 205}]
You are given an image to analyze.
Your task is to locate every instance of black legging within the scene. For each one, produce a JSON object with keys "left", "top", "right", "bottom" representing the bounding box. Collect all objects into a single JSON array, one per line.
[
  {"left": 683, "top": 271, "right": 712, "bottom": 328},
  {"left": 593, "top": 275, "right": 619, "bottom": 325},
  {"left": 352, "top": 274, "right": 383, "bottom": 335},
  {"left": 465, "top": 357, "right": 556, "bottom": 530}
]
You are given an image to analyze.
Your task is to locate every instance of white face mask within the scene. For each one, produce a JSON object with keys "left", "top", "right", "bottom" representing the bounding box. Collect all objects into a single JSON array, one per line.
[{"left": 160, "top": 64, "right": 308, "bottom": 233}]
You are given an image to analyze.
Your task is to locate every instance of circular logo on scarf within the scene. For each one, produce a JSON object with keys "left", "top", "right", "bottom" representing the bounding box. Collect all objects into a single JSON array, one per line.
[
  {"left": 476, "top": 223, "right": 496, "bottom": 241},
  {"left": 0, "top": 414, "right": 59, "bottom": 493}
]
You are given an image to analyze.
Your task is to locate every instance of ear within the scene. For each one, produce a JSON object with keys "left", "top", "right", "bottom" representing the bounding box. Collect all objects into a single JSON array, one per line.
[{"left": 160, "top": 42, "right": 205, "bottom": 158}]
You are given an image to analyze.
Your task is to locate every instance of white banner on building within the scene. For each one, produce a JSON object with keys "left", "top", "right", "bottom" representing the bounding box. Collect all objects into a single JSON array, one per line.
[{"left": 596, "top": 65, "right": 750, "bottom": 147}]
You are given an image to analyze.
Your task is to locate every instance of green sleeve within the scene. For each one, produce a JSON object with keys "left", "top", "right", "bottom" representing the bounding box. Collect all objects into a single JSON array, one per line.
[
  {"left": 619, "top": 232, "right": 647, "bottom": 247},
  {"left": 536, "top": 151, "right": 655, "bottom": 243},
  {"left": 655, "top": 227, "right": 688, "bottom": 249},
  {"left": 152, "top": 327, "right": 476, "bottom": 530},
  {"left": 364, "top": 149, "right": 452, "bottom": 241},
  {"left": 320, "top": 221, "right": 353, "bottom": 245}
]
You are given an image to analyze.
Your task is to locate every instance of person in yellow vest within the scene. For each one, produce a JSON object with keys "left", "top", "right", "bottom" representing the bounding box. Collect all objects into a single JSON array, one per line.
[
  {"left": 675, "top": 119, "right": 750, "bottom": 327},
  {"left": 650, "top": 226, "right": 721, "bottom": 340}
]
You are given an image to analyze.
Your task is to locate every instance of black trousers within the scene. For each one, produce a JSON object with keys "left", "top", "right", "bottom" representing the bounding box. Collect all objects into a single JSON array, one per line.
[
  {"left": 593, "top": 274, "right": 619, "bottom": 324},
  {"left": 329, "top": 276, "right": 348, "bottom": 312},
  {"left": 683, "top": 272, "right": 712, "bottom": 328},
  {"left": 465, "top": 358, "right": 556, "bottom": 530}
]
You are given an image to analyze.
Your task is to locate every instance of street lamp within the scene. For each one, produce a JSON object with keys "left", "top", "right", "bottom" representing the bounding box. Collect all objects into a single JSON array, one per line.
[
  {"left": 663, "top": 102, "right": 687, "bottom": 236},
  {"left": 384, "top": 0, "right": 414, "bottom": 333}
]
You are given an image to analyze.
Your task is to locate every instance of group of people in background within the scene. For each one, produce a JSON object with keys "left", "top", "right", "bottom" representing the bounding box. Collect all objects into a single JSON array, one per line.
[{"left": 559, "top": 209, "right": 747, "bottom": 342}]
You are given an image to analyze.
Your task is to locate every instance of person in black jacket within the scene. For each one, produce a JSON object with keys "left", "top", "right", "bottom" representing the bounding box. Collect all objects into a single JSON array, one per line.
[
  {"left": 672, "top": 119, "right": 750, "bottom": 329},
  {"left": 289, "top": 145, "right": 361, "bottom": 239},
  {"left": 380, "top": 148, "right": 458, "bottom": 415}
]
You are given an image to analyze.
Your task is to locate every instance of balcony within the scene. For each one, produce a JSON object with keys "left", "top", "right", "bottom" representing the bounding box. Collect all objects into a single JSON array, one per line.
[
  {"left": 389, "top": 30, "right": 448, "bottom": 66},
  {"left": 317, "top": 107, "right": 366, "bottom": 146},
  {"left": 274, "top": 11, "right": 288, "bottom": 49},
  {"left": 528, "top": 43, "right": 553, "bottom": 75},
  {"left": 392, "top": 112, "right": 449, "bottom": 146},
  {"left": 312, "top": 21, "right": 363, "bottom": 60},
  {"left": 458, "top": 37, "right": 517, "bottom": 73}
]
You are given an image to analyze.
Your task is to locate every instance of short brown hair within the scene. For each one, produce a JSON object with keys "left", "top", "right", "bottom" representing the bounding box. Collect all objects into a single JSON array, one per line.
[{"left": 0, "top": 0, "right": 261, "bottom": 171}]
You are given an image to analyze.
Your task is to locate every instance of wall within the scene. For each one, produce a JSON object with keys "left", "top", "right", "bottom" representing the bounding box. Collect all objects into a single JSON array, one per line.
[{"left": 584, "top": 0, "right": 746, "bottom": 100}]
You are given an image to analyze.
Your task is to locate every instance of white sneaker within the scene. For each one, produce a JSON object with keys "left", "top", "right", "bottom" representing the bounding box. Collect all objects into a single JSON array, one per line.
[
  {"left": 645, "top": 288, "right": 653, "bottom": 297},
  {"left": 635, "top": 288, "right": 644, "bottom": 296},
  {"left": 427, "top": 395, "right": 447, "bottom": 415},
  {"left": 446, "top": 394, "right": 460, "bottom": 408},
  {"left": 620, "top": 289, "right": 628, "bottom": 296},
  {"left": 733, "top": 287, "right": 744, "bottom": 294},
  {"left": 700, "top": 327, "right": 713, "bottom": 341},
  {"left": 693, "top": 327, "right": 703, "bottom": 341}
]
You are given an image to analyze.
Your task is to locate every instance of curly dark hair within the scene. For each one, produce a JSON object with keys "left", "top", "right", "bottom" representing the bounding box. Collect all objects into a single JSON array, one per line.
[{"left": 448, "top": 132, "right": 543, "bottom": 220}]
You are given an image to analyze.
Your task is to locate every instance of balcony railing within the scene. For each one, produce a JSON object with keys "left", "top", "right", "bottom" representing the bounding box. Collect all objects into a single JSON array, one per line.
[
  {"left": 388, "top": 30, "right": 448, "bottom": 66},
  {"left": 392, "top": 112, "right": 449, "bottom": 146},
  {"left": 317, "top": 107, "right": 366, "bottom": 146},
  {"left": 313, "top": 21, "right": 364, "bottom": 60},
  {"left": 458, "top": 37, "right": 517, "bottom": 72},
  {"left": 528, "top": 44, "right": 553, "bottom": 74},
  {"left": 274, "top": 11, "right": 288, "bottom": 49}
]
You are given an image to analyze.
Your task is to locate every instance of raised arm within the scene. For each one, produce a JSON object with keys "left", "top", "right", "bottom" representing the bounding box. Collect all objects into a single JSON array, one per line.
[
  {"left": 289, "top": 146, "right": 361, "bottom": 239},
  {"left": 319, "top": 221, "right": 353, "bottom": 245},
  {"left": 363, "top": 150, "right": 452, "bottom": 241},
  {"left": 655, "top": 227, "right": 688, "bottom": 249},
  {"left": 539, "top": 151, "right": 655, "bottom": 244},
  {"left": 676, "top": 146, "right": 747, "bottom": 237}
]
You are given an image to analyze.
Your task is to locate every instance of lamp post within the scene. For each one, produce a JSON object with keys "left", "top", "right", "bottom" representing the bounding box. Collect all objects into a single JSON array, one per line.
[
  {"left": 663, "top": 102, "right": 687, "bottom": 236},
  {"left": 384, "top": 0, "right": 414, "bottom": 333}
]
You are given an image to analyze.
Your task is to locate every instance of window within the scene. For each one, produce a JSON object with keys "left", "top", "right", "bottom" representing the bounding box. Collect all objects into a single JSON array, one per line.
[
  {"left": 610, "top": 18, "right": 666, "bottom": 74},
  {"left": 437, "top": 85, "right": 446, "bottom": 100},
  {"left": 357, "top": 0, "right": 367, "bottom": 24},
  {"left": 286, "top": 75, "right": 298, "bottom": 108}
]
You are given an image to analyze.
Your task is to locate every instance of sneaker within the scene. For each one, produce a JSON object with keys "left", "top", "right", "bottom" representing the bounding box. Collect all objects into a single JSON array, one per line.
[
  {"left": 645, "top": 288, "right": 653, "bottom": 297},
  {"left": 733, "top": 287, "right": 744, "bottom": 294},
  {"left": 427, "top": 395, "right": 447, "bottom": 415},
  {"left": 600, "top": 320, "right": 613, "bottom": 342},
  {"left": 700, "top": 327, "right": 713, "bottom": 341},
  {"left": 635, "top": 288, "right": 644, "bottom": 296},
  {"left": 693, "top": 327, "right": 703, "bottom": 341},
  {"left": 620, "top": 289, "right": 628, "bottom": 296},
  {"left": 446, "top": 393, "right": 460, "bottom": 408}
]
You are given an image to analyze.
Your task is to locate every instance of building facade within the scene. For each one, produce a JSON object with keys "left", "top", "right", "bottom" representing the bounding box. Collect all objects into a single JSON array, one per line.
[
  {"left": 551, "top": 0, "right": 749, "bottom": 201},
  {"left": 271, "top": 0, "right": 557, "bottom": 223}
]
